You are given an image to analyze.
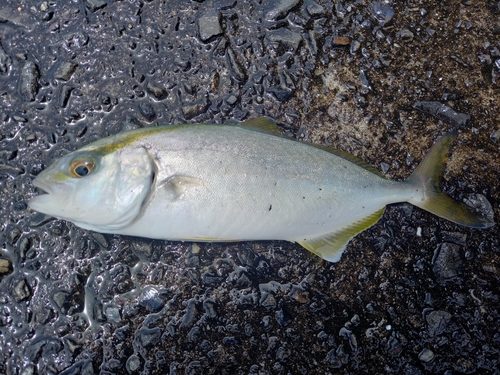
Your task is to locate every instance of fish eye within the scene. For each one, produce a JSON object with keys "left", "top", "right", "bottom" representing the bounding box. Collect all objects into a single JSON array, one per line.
[{"left": 69, "top": 157, "right": 96, "bottom": 178}]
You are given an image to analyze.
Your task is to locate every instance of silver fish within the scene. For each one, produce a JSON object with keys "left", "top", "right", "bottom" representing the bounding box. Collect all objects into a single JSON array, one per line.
[{"left": 28, "top": 118, "right": 494, "bottom": 262}]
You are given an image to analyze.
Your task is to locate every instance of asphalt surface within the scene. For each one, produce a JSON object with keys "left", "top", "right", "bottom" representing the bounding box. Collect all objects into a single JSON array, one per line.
[{"left": 0, "top": 1, "right": 499, "bottom": 374}]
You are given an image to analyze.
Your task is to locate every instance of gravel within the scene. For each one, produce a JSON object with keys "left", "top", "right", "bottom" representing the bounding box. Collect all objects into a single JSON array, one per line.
[{"left": 0, "top": 0, "right": 499, "bottom": 374}]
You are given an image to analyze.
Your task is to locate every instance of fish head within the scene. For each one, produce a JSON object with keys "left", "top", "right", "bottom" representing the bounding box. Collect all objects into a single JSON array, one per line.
[{"left": 29, "top": 145, "right": 155, "bottom": 231}]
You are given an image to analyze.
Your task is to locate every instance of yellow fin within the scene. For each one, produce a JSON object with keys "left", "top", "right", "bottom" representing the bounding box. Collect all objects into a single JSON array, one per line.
[
  {"left": 295, "top": 207, "right": 386, "bottom": 262},
  {"left": 406, "top": 132, "right": 495, "bottom": 228},
  {"left": 239, "top": 117, "right": 282, "bottom": 135}
]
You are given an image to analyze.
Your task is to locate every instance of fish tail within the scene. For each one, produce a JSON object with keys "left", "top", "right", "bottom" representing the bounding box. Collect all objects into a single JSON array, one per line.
[{"left": 405, "top": 132, "right": 494, "bottom": 228}]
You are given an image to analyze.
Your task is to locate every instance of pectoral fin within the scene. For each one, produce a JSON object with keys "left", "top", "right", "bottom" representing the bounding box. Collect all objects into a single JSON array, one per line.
[
  {"left": 161, "top": 175, "right": 206, "bottom": 200},
  {"left": 295, "top": 208, "right": 386, "bottom": 262}
]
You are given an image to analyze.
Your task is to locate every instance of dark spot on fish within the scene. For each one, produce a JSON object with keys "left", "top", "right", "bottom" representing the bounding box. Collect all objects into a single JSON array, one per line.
[{"left": 269, "top": 204, "right": 272, "bottom": 211}]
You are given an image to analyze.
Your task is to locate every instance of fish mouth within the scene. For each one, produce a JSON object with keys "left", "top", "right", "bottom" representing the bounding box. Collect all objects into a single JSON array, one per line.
[{"left": 32, "top": 176, "right": 53, "bottom": 196}]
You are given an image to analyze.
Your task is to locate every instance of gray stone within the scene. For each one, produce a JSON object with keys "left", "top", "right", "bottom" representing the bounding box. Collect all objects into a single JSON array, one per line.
[
  {"left": 198, "top": 10, "right": 222, "bottom": 42},
  {"left": 53, "top": 62, "right": 78, "bottom": 81},
  {"left": 266, "top": 0, "right": 300, "bottom": 21},
  {"left": 19, "top": 61, "right": 40, "bottom": 101}
]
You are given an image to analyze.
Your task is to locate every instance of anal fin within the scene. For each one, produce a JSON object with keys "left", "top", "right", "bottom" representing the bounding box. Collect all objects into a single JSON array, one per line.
[{"left": 295, "top": 207, "right": 386, "bottom": 262}]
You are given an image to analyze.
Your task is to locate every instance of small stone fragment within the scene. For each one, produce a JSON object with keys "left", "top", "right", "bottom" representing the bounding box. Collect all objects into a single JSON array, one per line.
[
  {"left": 432, "top": 243, "right": 463, "bottom": 281},
  {"left": 226, "top": 47, "right": 247, "bottom": 82},
  {"left": 332, "top": 36, "right": 350, "bottom": 47},
  {"left": 0, "top": 40, "right": 12, "bottom": 74},
  {"left": 371, "top": 1, "right": 394, "bottom": 26},
  {"left": 19, "top": 61, "right": 40, "bottom": 102},
  {"left": 138, "top": 102, "right": 157, "bottom": 122},
  {"left": 126, "top": 354, "right": 141, "bottom": 373},
  {"left": 413, "top": 101, "right": 471, "bottom": 128},
  {"left": 59, "top": 85, "right": 73, "bottom": 108},
  {"left": 53, "top": 62, "right": 78, "bottom": 81},
  {"left": 266, "top": 0, "right": 300, "bottom": 21},
  {"left": 0, "top": 164, "right": 25, "bottom": 177},
  {"left": 198, "top": 10, "right": 222, "bottom": 42},
  {"left": 0, "top": 258, "right": 13, "bottom": 277},
  {"left": 85, "top": 0, "right": 107, "bottom": 12},
  {"left": 303, "top": 0, "right": 325, "bottom": 18},
  {"left": 138, "top": 327, "right": 162, "bottom": 348},
  {"left": 182, "top": 98, "right": 209, "bottom": 119},
  {"left": 418, "top": 348, "right": 435, "bottom": 363},
  {"left": 13, "top": 279, "right": 31, "bottom": 302},
  {"left": 396, "top": 29, "right": 414, "bottom": 41},
  {"left": 426, "top": 310, "right": 452, "bottom": 336},
  {"left": 146, "top": 82, "right": 168, "bottom": 100},
  {"left": 266, "top": 28, "right": 302, "bottom": 54},
  {"left": 138, "top": 286, "right": 164, "bottom": 312}
]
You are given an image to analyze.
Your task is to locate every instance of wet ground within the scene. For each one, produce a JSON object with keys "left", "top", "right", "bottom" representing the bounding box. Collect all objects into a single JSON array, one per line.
[{"left": 1, "top": 0, "right": 499, "bottom": 374}]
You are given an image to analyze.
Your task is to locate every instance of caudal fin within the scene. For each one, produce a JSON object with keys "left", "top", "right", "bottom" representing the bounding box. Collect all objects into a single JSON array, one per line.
[{"left": 406, "top": 132, "right": 494, "bottom": 228}]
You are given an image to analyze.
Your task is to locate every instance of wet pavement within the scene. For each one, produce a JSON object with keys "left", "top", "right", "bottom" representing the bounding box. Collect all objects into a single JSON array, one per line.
[{"left": 0, "top": 0, "right": 499, "bottom": 374}]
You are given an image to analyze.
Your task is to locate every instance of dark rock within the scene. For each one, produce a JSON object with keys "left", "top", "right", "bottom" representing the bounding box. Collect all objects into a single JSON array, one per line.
[
  {"left": 198, "top": 10, "right": 222, "bottom": 42},
  {"left": 85, "top": 0, "right": 107, "bottom": 12},
  {"left": 0, "top": 258, "right": 13, "bottom": 277},
  {"left": 397, "top": 29, "right": 414, "bottom": 41},
  {"left": 126, "top": 355, "right": 141, "bottom": 374},
  {"left": 432, "top": 243, "right": 463, "bottom": 281},
  {"left": 413, "top": 101, "right": 471, "bottom": 128},
  {"left": 371, "top": 1, "right": 394, "bottom": 26},
  {"left": 0, "top": 163, "right": 24, "bottom": 177},
  {"left": 266, "top": 0, "right": 300, "bottom": 21},
  {"left": 53, "top": 62, "right": 78, "bottom": 81},
  {"left": 138, "top": 102, "right": 157, "bottom": 122},
  {"left": 266, "top": 28, "right": 302, "bottom": 54},
  {"left": 19, "top": 61, "right": 40, "bottom": 102},
  {"left": 0, "top": 40, "right": 12, "bottom": 74},
  {"left": 26, "top": 337, "right": 63, "bottom": 362},
  {"left": 359, "top": 70, "right": 375, "bottom": 93},
  {"left": 137, "top": 327, "right": 162, "bottom": 348},
  {"left": 59, "top": 85, "right": 73, "bottom": 108},
  {"left": 146, "top": 82, "right": 168, "bottom": 100},
  {"left": 13, "top": 279, "right": 31, "bottom": 302},
  {"left": 138, "top": 286, "right": 164, "bottom": 312},
  {"left": 182, "top": 97, "right": 209, "bottom": 119},
  {"left": 226, "top": 47, "right": 247, "bottom": 82},
  {"left": 425, "top": 310, "right": 452, "bottom": 336},
  {"left": 303, "top": 0, "right": 325, "bottom": 18}
]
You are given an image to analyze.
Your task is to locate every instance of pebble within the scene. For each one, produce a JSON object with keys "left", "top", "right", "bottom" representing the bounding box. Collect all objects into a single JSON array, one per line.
[
  {"left": 146, "top": 82, "right": 168, "bottom": 100},
  {"left": 425, "top": 310, "right": 452, "bottom": 336},
  {"left": 138, "top": 102, "right": 157, "bottom": 122},
  {"left": 413, "top": 101, "right": 471, "bottom": 128},
  {"left": 226, "top": 47, "right": 247, "bottom": 82},
  {"left": 432, "top": 243, "right": 463, "bottom": 281},
  {"left": 266, "top": 0, "right": 300, "bottom": 21},
  {"left": 19, "top": 61, "right": 40, "bottom": 102},
  {"left": 418, "top": 348, "right": 435, "bottom": 363},
  {"left": 371, "top": 1, "right": 394, "bottom": 26},
  {"left": 266, "top": 28, "right": 302, "bottom": 53},
  {"left": 0, "top": 41, "right": 11, "bottom": 74},
  {"left": 53, "top": 62, "right": 78, "bottom": 81},
  {"left": 85, "top": 0, "right": 107, "bottom": 12},
  {"left": 303, "top": 0, "right": 325, "bottom": 18},
  {"left": 198, "top": 10, "right": 222, "bottom": 42}
]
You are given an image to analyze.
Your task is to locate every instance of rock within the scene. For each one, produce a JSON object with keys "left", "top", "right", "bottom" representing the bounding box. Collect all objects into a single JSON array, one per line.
[
  {"left": 266, "top": 0, "right": 300, "bottom": 21},
  {"left": 0, "top": 258, "right": 13, "bottom": 277},
  {"left": 138, "top": 102, "right": 157, "bottom": 122},
  {"left": 433, "top": 243, "right": 463, "bottom": 281},
  {"left": 146, "top": 82, "right": 168, "bottom": 100},
  {"left": 266, "top": 28, "right": 302, "bottom": 54},
  {"left": 303, "top": 0, "right": 325, "bottom": 18},
  {"left": 426, "top": 310, "right": 452, "bottom": 336},
  {"left": 418, "top": 348, "right": 435, "bottom": 363},
  {"left": 371, "top": 1, "right": 394, "bottom": 26},
  {"left": 85, "top": 0, "right": 107, "bottom": 12},
  {"left": 19, "top": 61, "right": 40, "bottom": 102},
  {"left": 137, "top": 327, "right": 162, "bottom": 348},
  {"left": 59, "top": 85, "right": 73, "bottom": 108},
  {"left": 126, "top": 355, "right": 141, "bottom": 373},
  {"left": 0, "top": 40, "right": 12, "bottom": 74},
  {"left": 397, "top": 29, "right": 414, "bottom": 41},
  {"left": 413, "top": 101, "right": 471, "bottom": 128},
  {"left": 53, "top": 62, "right": 78, "bottom": 81},
  {"left": 138, "top": 286, "right": 164, "bottom": 312},
  {"left": 226, "top": 47, "right": 247, "bottom": 82},
  {"left": 13, "top": 279, "right": 31, "bottom": 302},
  {"left": 182, "top": 97, "right": 209, "bottom": 119},
  {"left": 198, "top": 10, "right": 222, "bottom": 42}
]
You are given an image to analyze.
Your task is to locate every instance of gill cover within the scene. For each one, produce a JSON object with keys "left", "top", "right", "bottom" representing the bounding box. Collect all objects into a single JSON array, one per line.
[{"left": 30, "top": 146, "right": 155, "bottom": 231}]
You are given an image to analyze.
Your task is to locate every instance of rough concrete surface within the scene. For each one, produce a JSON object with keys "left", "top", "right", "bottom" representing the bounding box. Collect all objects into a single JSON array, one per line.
[{"left": 0, "top": 0, "right": 499, "bottom": 374}]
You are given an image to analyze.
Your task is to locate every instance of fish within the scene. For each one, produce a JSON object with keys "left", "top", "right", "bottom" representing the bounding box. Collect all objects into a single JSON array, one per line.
[{"left": 28, "top": 117, "right": 494, "bottom": 262}]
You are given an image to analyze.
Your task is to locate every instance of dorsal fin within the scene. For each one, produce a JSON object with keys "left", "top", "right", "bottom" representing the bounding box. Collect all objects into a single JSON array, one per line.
[
  {"left": 240, "top": 117, "right": 282, "bottom": 135},
  {"left": 239, "top": 117, "right": 384, "bottom": 177},
  {"left": 310, "top": 143, "right": 386, "bottom": 178}
]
